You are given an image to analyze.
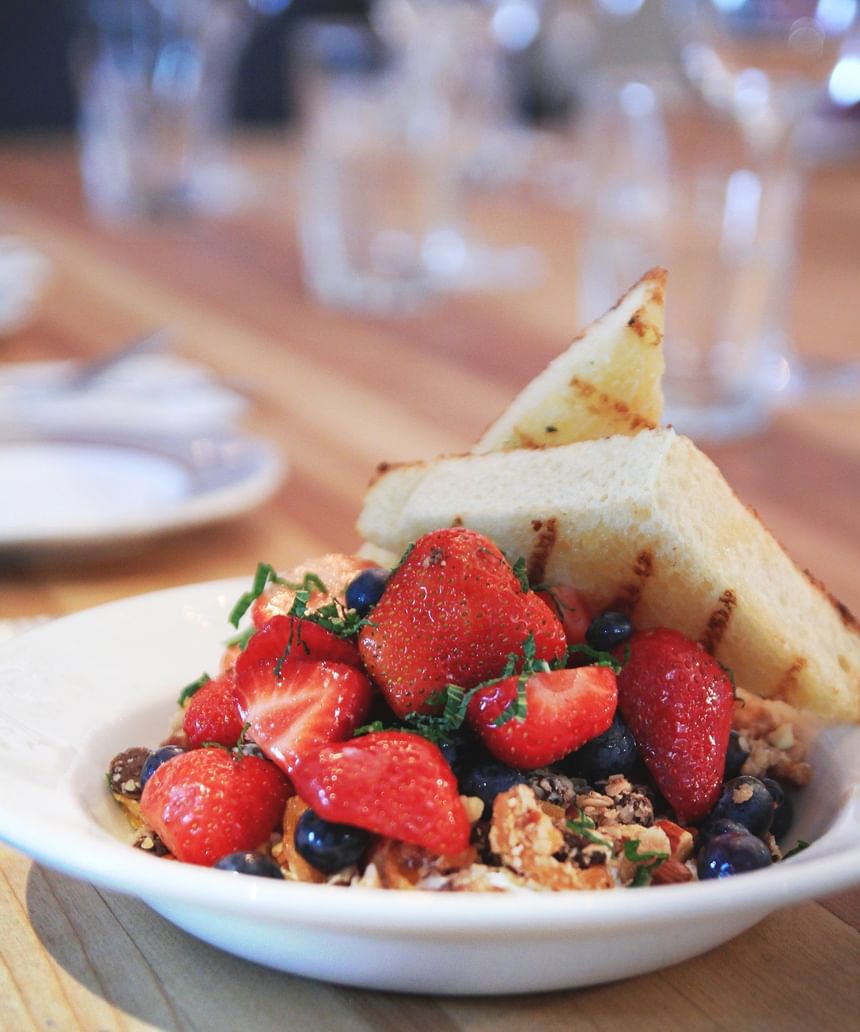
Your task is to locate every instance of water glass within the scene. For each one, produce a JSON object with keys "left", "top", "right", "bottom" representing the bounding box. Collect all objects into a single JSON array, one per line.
[
  {"left": 576, "top": 77, "right": 802, "bottom": 440},
  {"left": 294, "top": 18, "right": 467, "bottom": 314},
  {"left": 74, "top": 0, "right": 255, "bottom": 222}
]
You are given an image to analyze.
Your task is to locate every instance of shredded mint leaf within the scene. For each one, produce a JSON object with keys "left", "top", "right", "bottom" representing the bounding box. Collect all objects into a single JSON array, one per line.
[
  {"left": 631, "top": 866, "right": 653, "bottom": 887},
  {"left": 511, "top": 556, "right": 530, "bottom": 593},
  {"left": 390, "top": 542, "right": 415, "bottom": 576},
  {"left": 783, "top": 839, "right": 810, "bottom": 859},
  {"left": 178, "top": 672, "right": 211, "bottom": 705},
  {"left": 623, "top": 839, "right": 669, "bottom": 865},
  {"left": 282, "top": 571, "right": 328, "bottom": 595},
  {"left": 567, "top": 643, "right": 622, "bottom": 674},
  {"left": 566, "top": 816, "right": 611, "bottom": 848},
  {"left": 353, "top": 721, "right": 386, "bottom": 737},
  {"left": 224, "top": 625, "right": 256, "bottom": 651},
  {"left": 274, "top": 623, "right": 311, "bottom": 677},
  {"left": 228, "top": 562, "right": 285, "bottom": 628}
]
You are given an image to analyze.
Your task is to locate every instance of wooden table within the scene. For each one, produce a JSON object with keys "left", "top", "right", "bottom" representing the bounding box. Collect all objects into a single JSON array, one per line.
[{"left": 0, "top": 133, "right": 858, "bottom": 1031}]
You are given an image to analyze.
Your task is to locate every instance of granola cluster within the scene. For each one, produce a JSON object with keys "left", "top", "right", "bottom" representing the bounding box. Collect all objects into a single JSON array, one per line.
[
  {"left": 267, "top": 775, "right": 696, "bottom": 892},
  {"left": 733, "top": 688, "right": 813, "bottom": 786}
]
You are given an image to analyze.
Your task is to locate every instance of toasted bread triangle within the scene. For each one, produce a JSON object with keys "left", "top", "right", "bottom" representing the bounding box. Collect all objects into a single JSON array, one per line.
[
  {"left": 357, "top": 433, "right": 860, "bottom": 723},
  {"left": 473, "top": 267, "right": 666, "bottom": 452}
]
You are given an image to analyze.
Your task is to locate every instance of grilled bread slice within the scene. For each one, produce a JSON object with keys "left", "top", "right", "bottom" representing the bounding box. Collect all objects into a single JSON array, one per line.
[
  {"left": 357, "top": 430, "right": 860, "bottom": 723},
  {"left": 473, "top": 267, "right": 666, "bottom": 452}
]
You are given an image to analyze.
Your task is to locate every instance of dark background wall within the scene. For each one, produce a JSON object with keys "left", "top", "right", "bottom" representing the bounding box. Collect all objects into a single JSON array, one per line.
[{"left": 0, "top": 0, "right": 367, "bottom": 133}]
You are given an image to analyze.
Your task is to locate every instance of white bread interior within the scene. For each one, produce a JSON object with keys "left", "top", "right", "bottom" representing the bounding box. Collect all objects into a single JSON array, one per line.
[
  {"left": 473, "top": 267, "right": 666, "bottom": 452},
  {"left": 358, "top": 430, "right": 860, "bottom": 724}
]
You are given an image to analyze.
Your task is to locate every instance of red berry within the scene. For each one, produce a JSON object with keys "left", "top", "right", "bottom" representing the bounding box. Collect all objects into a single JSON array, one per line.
[
  {"left": 182, "top": 674, "right": 244, "bottom": 749},
  {"left": 468, "top": 666, "right": 617, "bottom": 769},
  {"left": 291, "top": 732, "right": 471, "bottom": 856},
  {"left": 234, "top": 659, "right": 373, "bottom": 776},
  {"left": 236, "top": 615, "right": 361, "bottom": 678},
  {"left": 536, "top": 585, "right": 592, "bottom": 647},
  {"left": 358, "top": 528, "right": 567, "bottom": 718},
  {"left": 140, "top": 749, "right": 290, "bottom": 866},
  {"left": 617, "top": 628, "right": 734, "bottom": 824}
]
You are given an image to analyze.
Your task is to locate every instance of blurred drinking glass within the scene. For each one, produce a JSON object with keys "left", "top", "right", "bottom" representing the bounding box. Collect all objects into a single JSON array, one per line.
[
  {"left": 74, "top": 0, "right": 275, "bottom": 223},
  {"left": 665, "top": 0, "right": 860, "bottom": 401}
]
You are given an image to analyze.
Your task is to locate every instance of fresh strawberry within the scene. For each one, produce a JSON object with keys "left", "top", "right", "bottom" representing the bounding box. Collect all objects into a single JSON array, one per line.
[
  {"left": 252, "top": 554, "right": 376, "bottom": 628},
  {"left": 182, "top": 674, "right": 245, "bottom": 748},
  {"left": 234, "top": 659, "right": 373, "bottom": 776},
  {"left": 536, "top": 585, "right": 592, "bottom": 647},
  {"left": 235, "top": 615, "right": 361, "bottom": 678},
  {"left": 358, "top": 528, "right": 567, "bottom": 718},
  {"left": 140, "top": 749, "right": 290, "bottom": 866},
  {"left": 467, "top": 665, "right": 617, "bottom": 769},
  {"left": 290, "top": 732, "right": 471, "bottom": 855},
  {"left": 616, "top": 628, "right": 734, "bottom": 824}
]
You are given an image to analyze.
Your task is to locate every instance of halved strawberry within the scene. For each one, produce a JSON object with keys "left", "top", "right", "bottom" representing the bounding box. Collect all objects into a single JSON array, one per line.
[
  {"left": 182, "top": 673, "right": 244, "bottom": 748},
  {"left": 290, "top": 731, "right": 471, "bottom": 856},
  {"left": 467, "top": 666, "right": 617, "bottom": 769},
  {"left": 235, "top": 615, "right": 361, "bottom": 678},
  {"left": 234, "top": 659, "right": 373, "bottom": 776},
  {"left": 358, "top": 528, "right": 567, "bottom": 718},
  {"left": 140, "top": 749, "right": 291, "bottom": 866},
  {"left": 617, "top": 628, "right": 734, "bottom": 824}
]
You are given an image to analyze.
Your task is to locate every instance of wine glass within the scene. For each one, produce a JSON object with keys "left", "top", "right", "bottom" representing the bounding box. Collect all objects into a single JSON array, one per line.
[{"left": 664, "top": 0, "right": 860, "bottom": 401}]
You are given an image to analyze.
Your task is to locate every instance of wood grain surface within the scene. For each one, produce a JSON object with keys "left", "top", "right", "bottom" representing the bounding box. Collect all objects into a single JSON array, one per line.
[{"left": 0, "top": 133, "right": 858, "bottom": 1031}]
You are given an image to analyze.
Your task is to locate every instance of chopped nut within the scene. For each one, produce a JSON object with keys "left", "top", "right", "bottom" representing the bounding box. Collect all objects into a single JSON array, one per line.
[{"left": 650, "top": 858, "right": 694, "bottom": 885}]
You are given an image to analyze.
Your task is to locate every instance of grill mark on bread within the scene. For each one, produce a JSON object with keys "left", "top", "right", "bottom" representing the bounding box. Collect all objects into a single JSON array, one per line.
[
  {"left": 568, "top": 377, "right": 656, "bottom": 432},
  {"left": 802, "top": 568, "right": 859, "bottom": 632},
  {"left": 609, "top": 551, "right": 654, "bottom": 616},
  {"left": 776, "top": 656, "right": 808, "bottom": 702},
  {"left": 527, "top": 518, "right": 558, "bottom": 585},
  {"left": 699, "top": 589, "right": 738, "bottom": 654}
]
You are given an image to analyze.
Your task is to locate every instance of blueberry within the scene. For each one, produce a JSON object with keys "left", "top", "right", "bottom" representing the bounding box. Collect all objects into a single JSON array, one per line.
[
  {"left": 139, "top": 745, "right": 185, "bottom": 789},
  {"left": 696, "top": 817, "right": 749, "bottom": 850},
  {"left": 345, "top": 567, "right": 389, "bottom": 617},
  {"left": 762, "top": 777, "right": 794, "bottom": 840},
  {"left": 710, "top": 776, "right": 775, "bottom": 837},
  {"left": 697, "top": 831, "right": 773, "bottom": 879},
  {"left": 214, "top": 852, "right": 284, "bottom": 878},
  {"left": 294, "top": 810, "right": 371, "bottom": 874},
  {"left": 560, "top": 715, "right": 638, "bottom": 782},
  {"left": 724, "top": 730, "right": 749, "bottom": 780},
  {"left": 585, "top": 611, "right": 633, "bottom": 652},
  {"left": 458, "top": 762, "right": 527, "bottom": 819}
]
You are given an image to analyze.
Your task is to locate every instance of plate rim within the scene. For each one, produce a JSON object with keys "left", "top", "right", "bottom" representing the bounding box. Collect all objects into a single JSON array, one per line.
[{"left": 0, "top": 431, "right": 284, "bottom": 549}]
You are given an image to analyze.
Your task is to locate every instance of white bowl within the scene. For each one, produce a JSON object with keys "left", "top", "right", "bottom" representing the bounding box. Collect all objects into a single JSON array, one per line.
[{"left": 0, "top": 579, "right": 858, "bottom": 995}]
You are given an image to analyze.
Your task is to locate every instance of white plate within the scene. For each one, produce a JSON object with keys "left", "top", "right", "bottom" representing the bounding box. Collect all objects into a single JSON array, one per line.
[
  {"left": 0, "top": 430, "right": 283, "bottom": 552},
  {"left": 0, "top": 579, "right": 858, "bottom": 995}
]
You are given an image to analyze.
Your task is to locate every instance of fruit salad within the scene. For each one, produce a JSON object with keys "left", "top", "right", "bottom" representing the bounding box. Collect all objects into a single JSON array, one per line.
[{"left": 108, "top": 528, "right": 812, "bottom": 891}]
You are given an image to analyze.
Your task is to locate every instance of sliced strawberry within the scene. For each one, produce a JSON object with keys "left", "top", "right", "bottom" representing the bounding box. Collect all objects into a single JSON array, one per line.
[
  {"left": 290, "top": 731, "right": 471, "bottom": 855},
  {"left": 234, "top": 659, "right": 373, "bottom": 776},
  {"left": 536, "top": 585, "right": 592, "bottom": 647},
  {"left": 140, "top": 749, "right": 290, "bottom": 866},
  {"left": 358, "top": 528, "right": 567, "bottom": 718},
  {"left": 182, "top": 673, "right": 244, "bottom": 748},
  {"left": 252, "top": 554, "right": 376, "bottom": 628},
  {"left": 467, "top": 666, "right": 617, "bottom": 769},
  {"left": 617, "top": 628, "right": 734, "bottom": 824},
  {"left": 235, "top": 615, "right": 361, "bottom": 678}
]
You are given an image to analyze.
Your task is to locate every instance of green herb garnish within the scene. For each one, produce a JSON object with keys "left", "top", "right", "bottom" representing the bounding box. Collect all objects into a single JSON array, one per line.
[
  {"left": 224, "top": 625, "right": 256, "bottom": 651},
  {"left": 783, "top": 839, "right": 810, "bottom": 860},
  {"left": 623, "top": 839, "right": 669, "bottom": 865},
  {"left": 228, "top": 562, "right": 285, "bottom": 628},
  {"left": 353, "top": 721, "right": 386, "bottom": 737},
  {"left": 511, "top": 556, "right": 530, "bottom": 593},
  {"left": 178, "top": 672, "right": 211, "bottom": 706},
  {"left": 566, "top": 814, "right": 611, "bottom": 848},
  {"left": 567, "top": 643, "right": 623, "bottom": 674},
  {"left": 631, "top": 866, "right": 653, "bottom": 887}
]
